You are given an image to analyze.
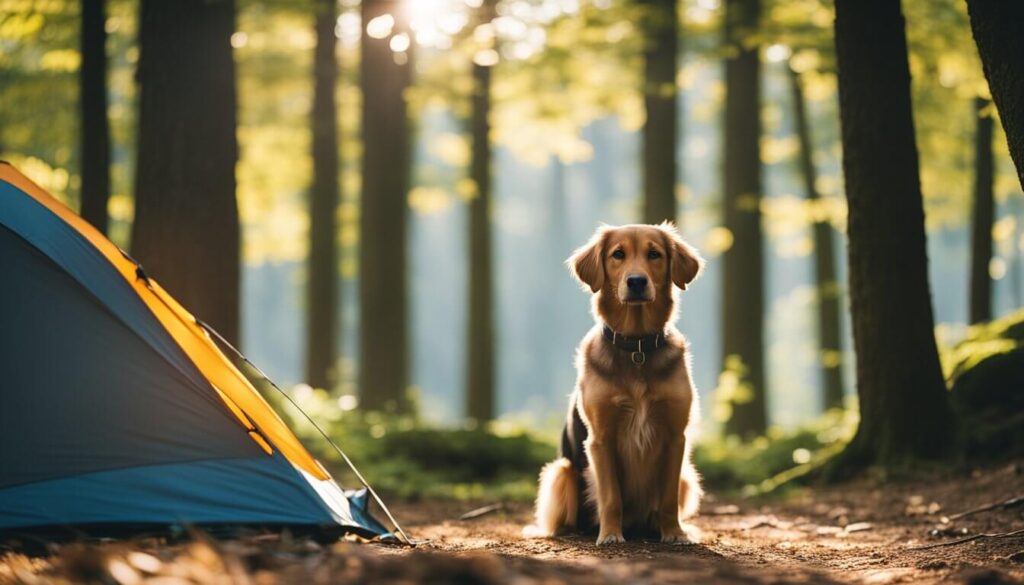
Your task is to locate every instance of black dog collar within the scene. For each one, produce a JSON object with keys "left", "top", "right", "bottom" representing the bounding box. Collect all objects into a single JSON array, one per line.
[{"left": 602, "top": 325, "right": 666, "bottom": 366}]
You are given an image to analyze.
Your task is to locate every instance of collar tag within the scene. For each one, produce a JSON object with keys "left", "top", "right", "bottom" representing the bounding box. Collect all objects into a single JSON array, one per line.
[{"left": 631, "top": 351, "right": 646, "bottom": 366}]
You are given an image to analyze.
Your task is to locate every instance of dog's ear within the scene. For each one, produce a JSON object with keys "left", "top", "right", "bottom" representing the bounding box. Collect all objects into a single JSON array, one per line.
[
  {"left": 661, "top": 222, "right": 704, "bottom": 290},
  {"left": 567, "top": 228, "right": 607, "bottom": 293}
]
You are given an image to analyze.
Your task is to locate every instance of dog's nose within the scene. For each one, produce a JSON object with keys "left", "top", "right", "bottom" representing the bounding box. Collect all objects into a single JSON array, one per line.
[{"left": 626, "top": 275, "right": 648, "bottom": 293}]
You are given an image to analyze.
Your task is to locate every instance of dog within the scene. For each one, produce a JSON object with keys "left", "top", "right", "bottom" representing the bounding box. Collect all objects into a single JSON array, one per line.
[{"left": 524, "top": 222, "right": 705, "bottom": 545}]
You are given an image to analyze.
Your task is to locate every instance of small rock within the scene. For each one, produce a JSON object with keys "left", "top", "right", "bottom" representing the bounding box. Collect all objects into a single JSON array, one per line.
[{"left": 844, "top": 522, "right": 873, "bottom": 533}]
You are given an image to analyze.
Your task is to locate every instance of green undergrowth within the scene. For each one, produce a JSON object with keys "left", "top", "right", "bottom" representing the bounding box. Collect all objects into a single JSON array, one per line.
[
  {"left": 265, "top": 386, "right": 555, "bottom": 502},
  {"left": 943, "top": 308, "right": 1024, "bottom": 460},
  {"left": 262, "top": 381, "right": 862, "bottom": 502},
  {"left": 694, "top": 408, "right": 858, "bottom": 496}
]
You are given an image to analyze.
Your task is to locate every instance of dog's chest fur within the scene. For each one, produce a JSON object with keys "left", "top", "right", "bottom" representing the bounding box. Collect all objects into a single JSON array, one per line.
[{"left": 580, "top": 334, "right": 693, "bottom": 529}]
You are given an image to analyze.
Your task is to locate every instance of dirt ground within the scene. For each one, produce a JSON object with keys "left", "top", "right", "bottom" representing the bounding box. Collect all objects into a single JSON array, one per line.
[{"left": 2, "top": 462, "right": 1023, "bottom": 584}]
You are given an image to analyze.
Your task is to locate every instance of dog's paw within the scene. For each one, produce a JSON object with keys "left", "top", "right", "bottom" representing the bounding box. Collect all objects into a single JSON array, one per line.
[
  {"left": 596, "top": 532, "right": 625, "bottom": 546},
  {"left": 660, "top": 531, "right": 692, "bottom": 545},
  {"left": 661, "top": 522, "right": 701, "bottom": 544}
]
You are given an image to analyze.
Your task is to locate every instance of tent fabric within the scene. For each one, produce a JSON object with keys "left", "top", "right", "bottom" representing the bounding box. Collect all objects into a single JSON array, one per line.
[
  {"left": 0, "top": 223, "right": 263, "bottom": 488},
  {"left": 0, "top": 164, "right": 326, "bottom": 481},
  {"left": 0, "top": 162, "right": 389, "bottom": 538},
  {"left": 0, "top": 455, "right": 339, "bottom": 529}
]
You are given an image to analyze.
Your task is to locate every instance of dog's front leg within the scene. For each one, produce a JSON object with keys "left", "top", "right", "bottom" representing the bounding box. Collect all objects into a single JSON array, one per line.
[
  {"left": 585, "top": 434, "right": 624, "bottom": 545},
  {"left": 658, "top": 435, "right": 689, "bottom": 543}
]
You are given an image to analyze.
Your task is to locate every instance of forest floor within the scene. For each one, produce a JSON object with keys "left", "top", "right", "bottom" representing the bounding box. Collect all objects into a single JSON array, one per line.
[{"left": 2, "top": 461, "right": 1023, "bottom": 584}]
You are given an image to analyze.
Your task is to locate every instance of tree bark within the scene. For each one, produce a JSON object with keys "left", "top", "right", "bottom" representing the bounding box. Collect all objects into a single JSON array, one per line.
[
  {"left": 721, "top": 0, "right": 767, "bottom": 439},
  {"left": 466, "top": 0, "right": 497, "bottom": 423},
  {"left": 832, "top": 0, "right": 955, "bottom": 467},
  {"left": 306, "top": 0, "right": 341, "bottom": 390},
  {"left": 788, "top": 65, "right": 844, "bottom": 411},
  {"left": 359, "top": 0, "right": 412, "bottom": 412},
  {"left": 966, "top": 1, "right": 1024, "bottom": 191},
  {"left": 640, "top": 0, "right": 679, "bottom": 225},
  {"left": 969, "top": 97, "right": 995, "bottom": 325},
  {"left": 132, "top": 0, "right": 240, "bottom": 345},
  {"left": 79, "top": 0, "right": 110, "bottom": 234}
]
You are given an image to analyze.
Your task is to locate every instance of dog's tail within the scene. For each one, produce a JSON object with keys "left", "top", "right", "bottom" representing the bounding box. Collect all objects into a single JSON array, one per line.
[
  {"left": 678, "top": 454, "right": 704, "bottom": 520},
  {"left": 523, "top": 457, "right": 578, "bottom": 538}
]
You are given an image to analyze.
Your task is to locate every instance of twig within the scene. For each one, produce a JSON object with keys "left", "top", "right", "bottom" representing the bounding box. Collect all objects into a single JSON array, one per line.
[
  {"left": 908, "top": 528, "right": 1024, "bottom": 551},
  {"left": 945, "top": 495, "right": 1024, "bottom": 522},
  {"left": 459, "top": 503, "right": 505, "bottom": 521}
]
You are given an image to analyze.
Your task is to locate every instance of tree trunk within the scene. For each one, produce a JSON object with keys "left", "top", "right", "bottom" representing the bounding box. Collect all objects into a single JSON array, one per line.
[
  {"left": 306, "top": 0, "right": 341, "bottom": 390},
  {"left": 969, "top": 97, "right": 995, "bottom": 325},
  {"left": 640, "top": 0, "right": 679, "bottom": 225},
  {"left": 79, "top": 0, "right": 110, "bottom": 234},
  {"left": 359, "top": 0, "right": 412, "bottom": 412},
  {"left": 788, "top": 65, "right": 844, "bottom": 411},
  {"left": 967, "top": 1, "right": 1024, "bottom": 191},
  {"left": 721, "top": 0, "right": 767, "bottom": 439},
  {"left": 466, "top": 0, "right": 497, "bottom": 423},
  {"left": 132, "top": 0, "right": 240, "bottom": 345},
  {"left": 832, "top": 0, "right": 955, "bottom": 468}
]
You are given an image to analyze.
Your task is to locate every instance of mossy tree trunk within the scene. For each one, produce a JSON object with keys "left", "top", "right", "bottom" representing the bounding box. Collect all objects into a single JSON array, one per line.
[
  {"left": 721, "top": 0, "right": 767, "bottom": 439},
  {"left": 359, "top": 0, "right": 412, "bottom": 412},
  {"left": 466, "top": 0, "right": 497, "bottom": 423},
  {"left": 133, "top": 0, "right": 240, "bottom": 345},
  {"left": 832, "top": 0, "right": 955, "bottom": 468},
  {"left": 641, "top": 0, "right": 679, "bottom": 225},
  {"left": 788, "top": 64, "right": 844, "bottom": 411},
  {"left": 79, "top": 0, "right": 110, "bottom": 235},
  {"left": 969, "top": 98, "right": 995, "bottom": 325},
  {"left": 306, "top": 0, "right": 341, "bottom": 390}
]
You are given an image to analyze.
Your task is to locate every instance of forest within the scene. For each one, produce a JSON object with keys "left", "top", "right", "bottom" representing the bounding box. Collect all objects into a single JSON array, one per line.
[{"left": 1, "top": 0, "right": 1023, "bottom": 583}]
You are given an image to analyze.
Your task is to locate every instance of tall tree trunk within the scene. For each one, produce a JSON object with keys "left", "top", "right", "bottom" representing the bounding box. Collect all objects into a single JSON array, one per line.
[
  {"left": 969, "top": 97, "right": 995, "bottom": 324},
  {"left": 132, "top": 0, "right": 240, "bottom": 345},
  {"left": 641, "top": 0, "right": 679, "bottom": 225},
  {"left": 721, "top": 0, "right": 766, "bottom": 439},
  {"left": 832, "top": 0, "right": 955, "bottom": 468},
  {"left": 788, "top": 64, "right": 844, "bottom": 411},
  {"left": 306, "top": 0, "right": 341, "bottom": 390},
  {"left": 466, "top": 0, "right": 497, "bottom": 423},
  {"left": 967, "top": 2, "right": 1024, "bottom": 191},
  {"left": 79, "top": 0, "right": 110, "bottom": 234},
  {"left": 359, "top": 0, "right": 411, "bottom": 412}
]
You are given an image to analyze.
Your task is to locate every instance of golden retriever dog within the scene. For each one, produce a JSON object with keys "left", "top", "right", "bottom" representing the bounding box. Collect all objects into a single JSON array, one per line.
[{"left": 524, "top": 222, "right": 705, "bottom": 545}]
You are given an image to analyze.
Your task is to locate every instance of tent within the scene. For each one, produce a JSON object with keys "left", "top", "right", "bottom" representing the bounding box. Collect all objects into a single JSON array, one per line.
[{"left": 0, "top": 162, "right": 399, "bottom": 541}]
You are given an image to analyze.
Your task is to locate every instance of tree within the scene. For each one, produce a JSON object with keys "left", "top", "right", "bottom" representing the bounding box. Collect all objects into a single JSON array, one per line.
[
  {"left": 966, "top": 1, "right": 1024, "bottom": 190},
  {"left": 832, "top": 0, "right": 954, "bottom": 468},
  {"left": 79, "top": 0, "right": 110, "bottom": 234},
  {"left": 132, "top": 0, "right": 240, "bottom": 345},
  {"left": 640, "top": 0, "right": 679, "bottom": 225},
  {"left": 721, "top": 0, "right": 767, "bottom": 439},
  {"left": 969, "top": 97, "right": 995, "bottom": 324},
  {"left": 466, "top": 0, "right": 498, "bottom": 422},
  {"left": 788, "top": 63, "right": 844, "bottom": 410},
  {"left": 359, "top": 0, "right": 412, "bottom": 412},
  {"left": 306, "top": 0, "right": 341, "bottom": 390}
]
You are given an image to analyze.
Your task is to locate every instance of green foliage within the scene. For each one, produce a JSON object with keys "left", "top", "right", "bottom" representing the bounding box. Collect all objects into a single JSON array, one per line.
[
  {"left": 267, "top": 385, "right": 555, "bottom": 501},
  {"left": 693, "top": 408, "right": 857, "bottom": 495},
  {"left": 941, "top": 308, "right": 1024, "bottom": 383},
  {"left": 944, "top": 310, "right": 1024, "bottom": 461}
]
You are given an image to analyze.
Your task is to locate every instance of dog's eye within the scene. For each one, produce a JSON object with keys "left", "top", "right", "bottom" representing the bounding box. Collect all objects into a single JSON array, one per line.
[
  {"left": 647, "top": 250, "right": 662, "bottom": 260},
  {"left": 611, "top": 249, "right": 625, "bottom": 260}
]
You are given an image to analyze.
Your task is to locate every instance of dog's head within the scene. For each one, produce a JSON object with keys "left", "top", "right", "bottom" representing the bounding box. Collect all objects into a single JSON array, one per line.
[{"left": 568, "top": 223, "right": 704, "bottom": 329}]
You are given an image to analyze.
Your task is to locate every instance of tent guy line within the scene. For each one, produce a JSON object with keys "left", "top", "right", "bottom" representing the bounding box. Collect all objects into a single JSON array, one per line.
[{"left": 196, "top": 318, "right": 414, "bottom": 546}]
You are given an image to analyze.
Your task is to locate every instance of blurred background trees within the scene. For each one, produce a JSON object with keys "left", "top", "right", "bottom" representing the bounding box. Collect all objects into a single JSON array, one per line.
[
  {"left": 131, "top": 0, "right": 241, "bottom": 344},
  {"left": 2, "top": 0, "right": 1024, "bottom": 485}
]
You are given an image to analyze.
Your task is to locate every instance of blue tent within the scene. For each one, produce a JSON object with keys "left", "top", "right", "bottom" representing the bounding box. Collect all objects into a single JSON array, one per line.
[{"left": 0, "top": 162, "right": 398, "bottom": 541}]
